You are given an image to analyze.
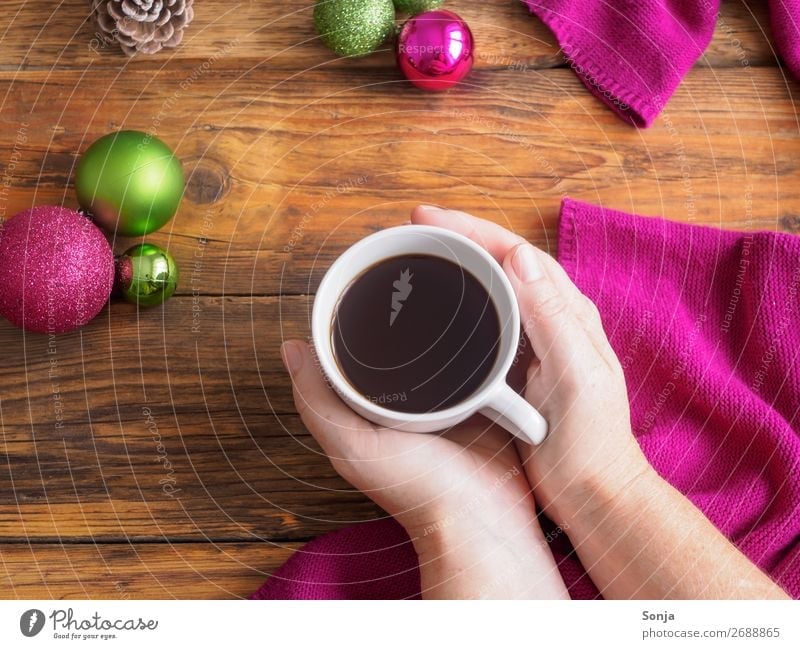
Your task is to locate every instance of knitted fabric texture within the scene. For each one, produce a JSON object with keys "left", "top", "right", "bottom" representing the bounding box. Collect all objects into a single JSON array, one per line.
[
  {"left": 250, "top": 518, "right": 420, "bottom": 599},
  {"left": 252, "top": 198, "right": 800, "bottom": 600},
  {"left": 522, "top": 0, "right": 800, "bottom": 127}
]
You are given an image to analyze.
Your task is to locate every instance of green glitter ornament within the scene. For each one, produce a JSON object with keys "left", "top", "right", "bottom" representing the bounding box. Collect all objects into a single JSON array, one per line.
[
  {"left": 393, "top": 0, "right": 444, "bottom": 14},
  {"left": 115, "top": 243, "right": 179, "bottom": 307},
  {"left": 314, "top": 0, "right": 396, "bottom": 57},
  {"left": 75, "top": 130, "right": 185, "bottom": 237}
]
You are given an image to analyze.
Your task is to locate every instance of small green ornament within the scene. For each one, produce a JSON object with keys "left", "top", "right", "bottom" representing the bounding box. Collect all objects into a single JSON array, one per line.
[
  {"left": 314, "top": 0, "right": 396, "bottom": 57},
  {"left": 75, "top": 130, "right": 185, "bottom": 237},
  {"left": 393, "top": 0, "right": 444, "bottom": 13},
  {"left": 115, "top": 243, "right": 179, "bottom": 307}
]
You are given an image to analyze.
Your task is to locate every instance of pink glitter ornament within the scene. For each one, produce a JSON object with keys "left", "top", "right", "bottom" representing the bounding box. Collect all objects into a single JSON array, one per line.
[
  {"left": 0, "top": 206, "right": 114, "bottom": 334},
  {"left": 396, "top": 10, "right": 474, "bottom": 92}
]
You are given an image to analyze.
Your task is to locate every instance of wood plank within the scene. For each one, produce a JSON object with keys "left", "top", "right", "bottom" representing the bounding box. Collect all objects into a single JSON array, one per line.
[
  {"left": 0, "top": 409, "right": 382, "bottom": 540},
  {"left": 0, "top": 542, "right": 299, "bottom": 599},
  {"left": 0, "top": 296, "right": 306, "bottom": 423},
  {"left": 0, "top": 1, "right": 778, "bottom": 71},
  {"left": 0, "top": 65, "right": 798, "bottom": 297}
]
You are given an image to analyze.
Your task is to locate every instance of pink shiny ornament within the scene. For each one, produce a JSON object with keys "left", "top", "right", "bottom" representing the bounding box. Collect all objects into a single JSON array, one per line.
[
  {"left": 396, "top": 10, "right": 474, "bottom": 92},
  {"left": 0, "top": 206, "right": 114, "bottom": 334}
]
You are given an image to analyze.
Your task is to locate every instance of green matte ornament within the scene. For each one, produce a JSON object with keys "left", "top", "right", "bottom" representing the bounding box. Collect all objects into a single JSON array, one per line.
[
  {"left": 75, "top": 130, "right": 185, "bottom": 237},
  {"left": 115, "top": 243, "right": 179, "bottom": 307},
  {"left": 393, "top": 0, "right": 444, "bottom": 13},
  {"left": 314, "top": 0, "right": 396, "bottom": 57}
]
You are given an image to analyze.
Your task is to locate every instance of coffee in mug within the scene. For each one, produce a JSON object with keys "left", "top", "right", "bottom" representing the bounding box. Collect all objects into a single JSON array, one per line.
[
  {"left": 331, "top": 254, "right": 500, "bottom": 414},
  {"left": 312, "top": 225, "right": 548, "bottom": 445}
]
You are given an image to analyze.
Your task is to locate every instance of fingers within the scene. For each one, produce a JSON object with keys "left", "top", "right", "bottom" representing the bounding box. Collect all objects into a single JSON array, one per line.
[
  {"left": 411, "top": 205, "right": 526, "bottom": 263},
  {"left": 412, "top": 204, "right": 617, "bottom": 366},
  {"left": 412, "top": 205, "right": 588, "bottom": 320},
  {"left": 280, "top": 340, "right": 375, "bottom": 459},
  {"left": 536, "top": 257, "right": 618, "bottom": 366},
  {"left": 502, "top": 243, "right": 595, "bottom": 367}
]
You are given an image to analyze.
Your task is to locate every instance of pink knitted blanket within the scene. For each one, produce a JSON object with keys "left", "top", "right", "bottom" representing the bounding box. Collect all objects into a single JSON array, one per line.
[
  {"left": 252, "top": 198, "right": 800, "bottom": 600},
  {"left": 523, "top": 0, "right": 800, "bottom": 127}
]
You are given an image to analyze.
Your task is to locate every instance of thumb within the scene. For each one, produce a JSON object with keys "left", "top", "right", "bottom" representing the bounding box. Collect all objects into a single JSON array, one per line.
[
  {"left": 281, "top": 340, "right": 374, "bottom": 460},
  {"left": 502, "top": 244, "right": 594, "bottom": 365}
]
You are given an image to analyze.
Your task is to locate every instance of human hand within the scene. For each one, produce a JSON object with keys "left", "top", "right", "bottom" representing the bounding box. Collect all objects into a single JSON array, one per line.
[
  {"left": 411, "top": 205, "right": 651, "bottom": 527},
  {"left": 406, "top": 206, "right": 788, "bottom": 601},
  {"left": 280, "top": 340, "right": 568, "bottom": 598}
]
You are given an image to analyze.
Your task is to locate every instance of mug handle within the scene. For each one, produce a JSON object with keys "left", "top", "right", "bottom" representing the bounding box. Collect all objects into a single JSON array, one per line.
[{"left": 479, "top": 383, "right": 548, "bottom": 445}]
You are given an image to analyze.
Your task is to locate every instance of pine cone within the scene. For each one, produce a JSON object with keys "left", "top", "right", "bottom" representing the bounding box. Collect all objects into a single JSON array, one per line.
[{"left": 92, "top": 0, "right": 195, "bottom": 56}]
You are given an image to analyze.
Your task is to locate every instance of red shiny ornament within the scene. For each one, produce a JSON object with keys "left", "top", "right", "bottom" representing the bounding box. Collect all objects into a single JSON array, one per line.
[
  {"left": 0, "top": 206, "right": 114, "bottom": 334},
  {"left": 396, "top": 10, "right": 474, "bottom": 92}
]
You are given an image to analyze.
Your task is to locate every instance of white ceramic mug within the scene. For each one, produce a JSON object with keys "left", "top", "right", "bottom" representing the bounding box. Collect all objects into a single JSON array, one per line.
[{"left": 311, "top": 224, "right": 548, "bottom": 445}]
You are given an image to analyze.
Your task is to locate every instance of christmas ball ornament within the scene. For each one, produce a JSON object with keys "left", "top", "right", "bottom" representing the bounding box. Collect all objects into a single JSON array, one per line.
[
  {"left": 115, "top": 243, "right": 179, "bottom": 307},
  {"left": 314, "top": 0, "right": 396, "bottom": 57},
  {"left": 396, "top": 10, "right": 474, "bottom": 92},
  {"left": 0, "top": 206, "right": 114, "bottom": 334},
  {"left": 75, "top": 130, "right": 185, "bottom": 237},
  {"left": 393, "top": 0, "right": 444, "bottom": 14}
]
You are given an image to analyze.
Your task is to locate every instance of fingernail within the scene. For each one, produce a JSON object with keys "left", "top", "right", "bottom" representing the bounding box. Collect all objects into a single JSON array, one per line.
[
  {"left": 281, "top": 341, "right": 303, "bottom": 374},
  {"left": 512, "top": 244, "right": 543, "bottom": 282},
  {"left": 418, "top": 204, "right": 442, "bottom": 212}
]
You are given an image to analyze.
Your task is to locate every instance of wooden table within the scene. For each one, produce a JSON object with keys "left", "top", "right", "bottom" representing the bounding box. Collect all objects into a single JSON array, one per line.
[{"left": 0, "top": 1, "right": 797, "bottom": 599}]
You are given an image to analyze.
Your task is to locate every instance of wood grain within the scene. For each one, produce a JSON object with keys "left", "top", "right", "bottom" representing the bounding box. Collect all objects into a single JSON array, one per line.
[
  {"left": 0, "top": 542, "right": 300, "bottom": 598},
  {"left": 0, "top": 409, "right": 382, "bottom": 540},
  {"left": 0, "top": 1, "right": 779, "bottom": 70},
  {"left": 0, "top": 0, "right": 798, "bottom": 598},
  {"left": 0, "top": 64, "right": 798, "bottom": 296},
  {"left": 0, "top": 296, "right": 307, "bottom": 423}
]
